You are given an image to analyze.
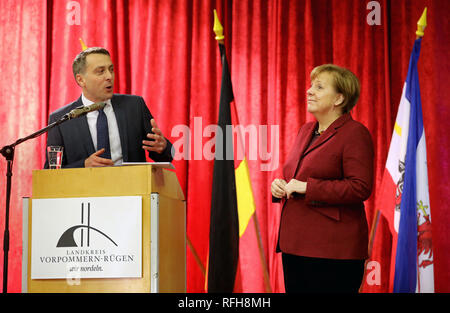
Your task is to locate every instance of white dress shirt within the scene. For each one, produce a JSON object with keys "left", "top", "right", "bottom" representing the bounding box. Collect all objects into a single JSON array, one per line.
[{"left": 82, "top": 94, "right": 123, "bottom": 165}]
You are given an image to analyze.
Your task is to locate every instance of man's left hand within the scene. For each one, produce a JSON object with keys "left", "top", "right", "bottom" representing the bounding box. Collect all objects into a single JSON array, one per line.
[{"left": 142, "top": 119, "right": 167, "bottom": 154}]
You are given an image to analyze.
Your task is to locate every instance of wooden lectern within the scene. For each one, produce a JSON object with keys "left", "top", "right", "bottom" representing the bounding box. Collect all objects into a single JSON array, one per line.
[{"left": 22, "top": 164, "right": 186, "bottom": 293}]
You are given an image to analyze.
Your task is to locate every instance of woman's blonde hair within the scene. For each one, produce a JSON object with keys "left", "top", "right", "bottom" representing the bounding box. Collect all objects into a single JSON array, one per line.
[{"left": 311, "top": 64, "right": 360, "bottom": 113}]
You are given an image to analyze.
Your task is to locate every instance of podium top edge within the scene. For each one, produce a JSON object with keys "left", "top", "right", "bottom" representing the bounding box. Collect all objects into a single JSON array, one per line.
[
  {"left": 121, "top": 162, "right": 175, "bottom": 170},
  {"left": 33, "top": 162, "right": 175, "bottom": 172}
]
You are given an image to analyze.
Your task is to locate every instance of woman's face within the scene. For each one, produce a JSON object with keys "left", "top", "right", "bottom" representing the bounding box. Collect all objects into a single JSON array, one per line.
[{"left": 306, "top": 72, "right": 343, "bottom": 116}]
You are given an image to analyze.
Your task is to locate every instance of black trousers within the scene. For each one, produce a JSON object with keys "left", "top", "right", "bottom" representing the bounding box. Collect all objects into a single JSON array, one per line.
[{"left": 281, "top": 253, "right": 365, "bottom": 293}]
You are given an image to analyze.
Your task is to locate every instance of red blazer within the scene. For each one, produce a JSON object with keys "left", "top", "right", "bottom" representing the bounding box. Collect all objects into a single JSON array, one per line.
[{"left": 277, "top": 113, "right": 374, "bottom": 260}]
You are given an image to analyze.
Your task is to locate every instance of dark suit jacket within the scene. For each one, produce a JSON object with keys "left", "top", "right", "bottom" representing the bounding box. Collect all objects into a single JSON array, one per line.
[
  {"left": 44, "top": 94, "right": 173, "bottom": 168},
  {"left": 277, "top": 113, "right": 374, "bottom": 260}
]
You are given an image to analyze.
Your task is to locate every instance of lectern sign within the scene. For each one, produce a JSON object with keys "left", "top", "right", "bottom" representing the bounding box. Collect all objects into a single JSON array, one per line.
[{"left": 31, "top": 196, "right": 142, "bottom": 279}]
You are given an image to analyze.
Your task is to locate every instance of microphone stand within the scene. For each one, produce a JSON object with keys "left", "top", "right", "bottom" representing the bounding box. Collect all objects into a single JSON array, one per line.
[{"left": 0, "top": 114, "right": 69, "bottom": 293}]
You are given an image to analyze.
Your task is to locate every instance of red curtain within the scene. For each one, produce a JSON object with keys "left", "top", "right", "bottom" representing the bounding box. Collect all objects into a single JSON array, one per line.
[
  {"left": 0, "top": 0, "right": 449, "bottom": 293},
  {"left": 0, "top": 0, "right": 48, "bottom": 292}
]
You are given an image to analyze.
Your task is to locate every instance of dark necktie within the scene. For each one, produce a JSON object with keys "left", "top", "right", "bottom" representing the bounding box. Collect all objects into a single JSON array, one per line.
[{"left": 96, "top": 108, "right": 111, "bottom": 159}]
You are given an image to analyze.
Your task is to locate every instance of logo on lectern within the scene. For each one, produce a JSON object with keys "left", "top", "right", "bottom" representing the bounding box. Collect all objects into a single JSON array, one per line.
[
  {"left": 32, "top": 196, "right": 142, "bottom": 279},
  {"left": 56, "top": 202, "right": 118, "bottom": 248}
]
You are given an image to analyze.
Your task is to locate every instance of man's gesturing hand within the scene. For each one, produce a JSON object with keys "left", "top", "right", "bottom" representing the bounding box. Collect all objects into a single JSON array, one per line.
[
  {"left": 84, "top": 148, "right": 114, "bottom": 167},
  {"left": 142, "top": 118, "right": 167, "bottom": 154}
]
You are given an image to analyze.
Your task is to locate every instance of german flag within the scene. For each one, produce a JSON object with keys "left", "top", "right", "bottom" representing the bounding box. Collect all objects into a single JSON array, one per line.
[
  {"left": 206, "top": 36, "right": 239, "bottom": 292},
  {"left": 207, "top": 10, "right": 270, "bottom": 293}
]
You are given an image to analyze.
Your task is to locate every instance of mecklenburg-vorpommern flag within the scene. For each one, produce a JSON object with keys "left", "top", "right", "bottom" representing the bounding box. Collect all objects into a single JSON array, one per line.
[{"left": 377, "top": 8, "right": 434, "bottom": 293}]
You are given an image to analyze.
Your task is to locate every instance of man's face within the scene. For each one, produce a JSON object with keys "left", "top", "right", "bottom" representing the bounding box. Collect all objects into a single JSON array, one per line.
[{"left": 76, "top": 53, "right": 114, "bottom": 102}]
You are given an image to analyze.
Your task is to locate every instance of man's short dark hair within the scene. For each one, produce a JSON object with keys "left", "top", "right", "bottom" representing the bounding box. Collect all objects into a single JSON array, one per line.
[{"left": 72, "top": 47, "right": 110, "bottom": 80}]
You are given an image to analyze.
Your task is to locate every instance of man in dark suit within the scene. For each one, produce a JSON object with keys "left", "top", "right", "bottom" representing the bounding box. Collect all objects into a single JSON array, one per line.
[{"left": 44, "top": 47, "right": 172, "bottom": 168}]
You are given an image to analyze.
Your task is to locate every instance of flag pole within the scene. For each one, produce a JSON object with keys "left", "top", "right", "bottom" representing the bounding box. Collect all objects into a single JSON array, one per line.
[
  {"left": 79, "top": 38, "right": 88, "bottom": 51},
  {"left": 414, "top": 7, "right": 427, "bottom": 293},
  {"left": 367, "top": 209, "right": 381, "bottom": 257},
  {"left": 213, "top": 10, "right": 272, "bottom": 293},
  {"left": 187, "top": 237, "right": 206, "bottom": 277},
  {"left": 252, "top": 212, "right": 273, "bottom": 292},
  {"left": 415, "top": 8, "right": 427, "bottom": 39}
]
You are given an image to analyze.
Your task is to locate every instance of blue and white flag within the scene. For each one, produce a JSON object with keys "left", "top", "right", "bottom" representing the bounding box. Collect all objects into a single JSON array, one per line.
[{"left": 393, "top": 38, "right": 434, "bottom": 293}]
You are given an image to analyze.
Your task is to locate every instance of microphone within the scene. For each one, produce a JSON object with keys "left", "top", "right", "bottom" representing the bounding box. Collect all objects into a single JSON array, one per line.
[{"left": 64, "top": 102, "right": 106, "bottom": 120}]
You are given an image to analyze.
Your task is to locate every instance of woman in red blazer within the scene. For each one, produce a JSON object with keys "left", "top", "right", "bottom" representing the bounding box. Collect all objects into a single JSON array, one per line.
[{"left": 271, "top": 64, "right": 374, "bottom": 293}]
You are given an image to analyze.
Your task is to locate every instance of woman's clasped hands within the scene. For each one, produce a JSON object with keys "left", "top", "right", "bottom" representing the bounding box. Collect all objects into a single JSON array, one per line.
[{"left": 271, "top": 178, "right": 307, "bottom": 199}]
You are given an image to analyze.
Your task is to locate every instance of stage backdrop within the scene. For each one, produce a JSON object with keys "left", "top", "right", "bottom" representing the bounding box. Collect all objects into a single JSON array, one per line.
[{"left": 0, "top": 0, "right": 449, "bottom": 293}]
